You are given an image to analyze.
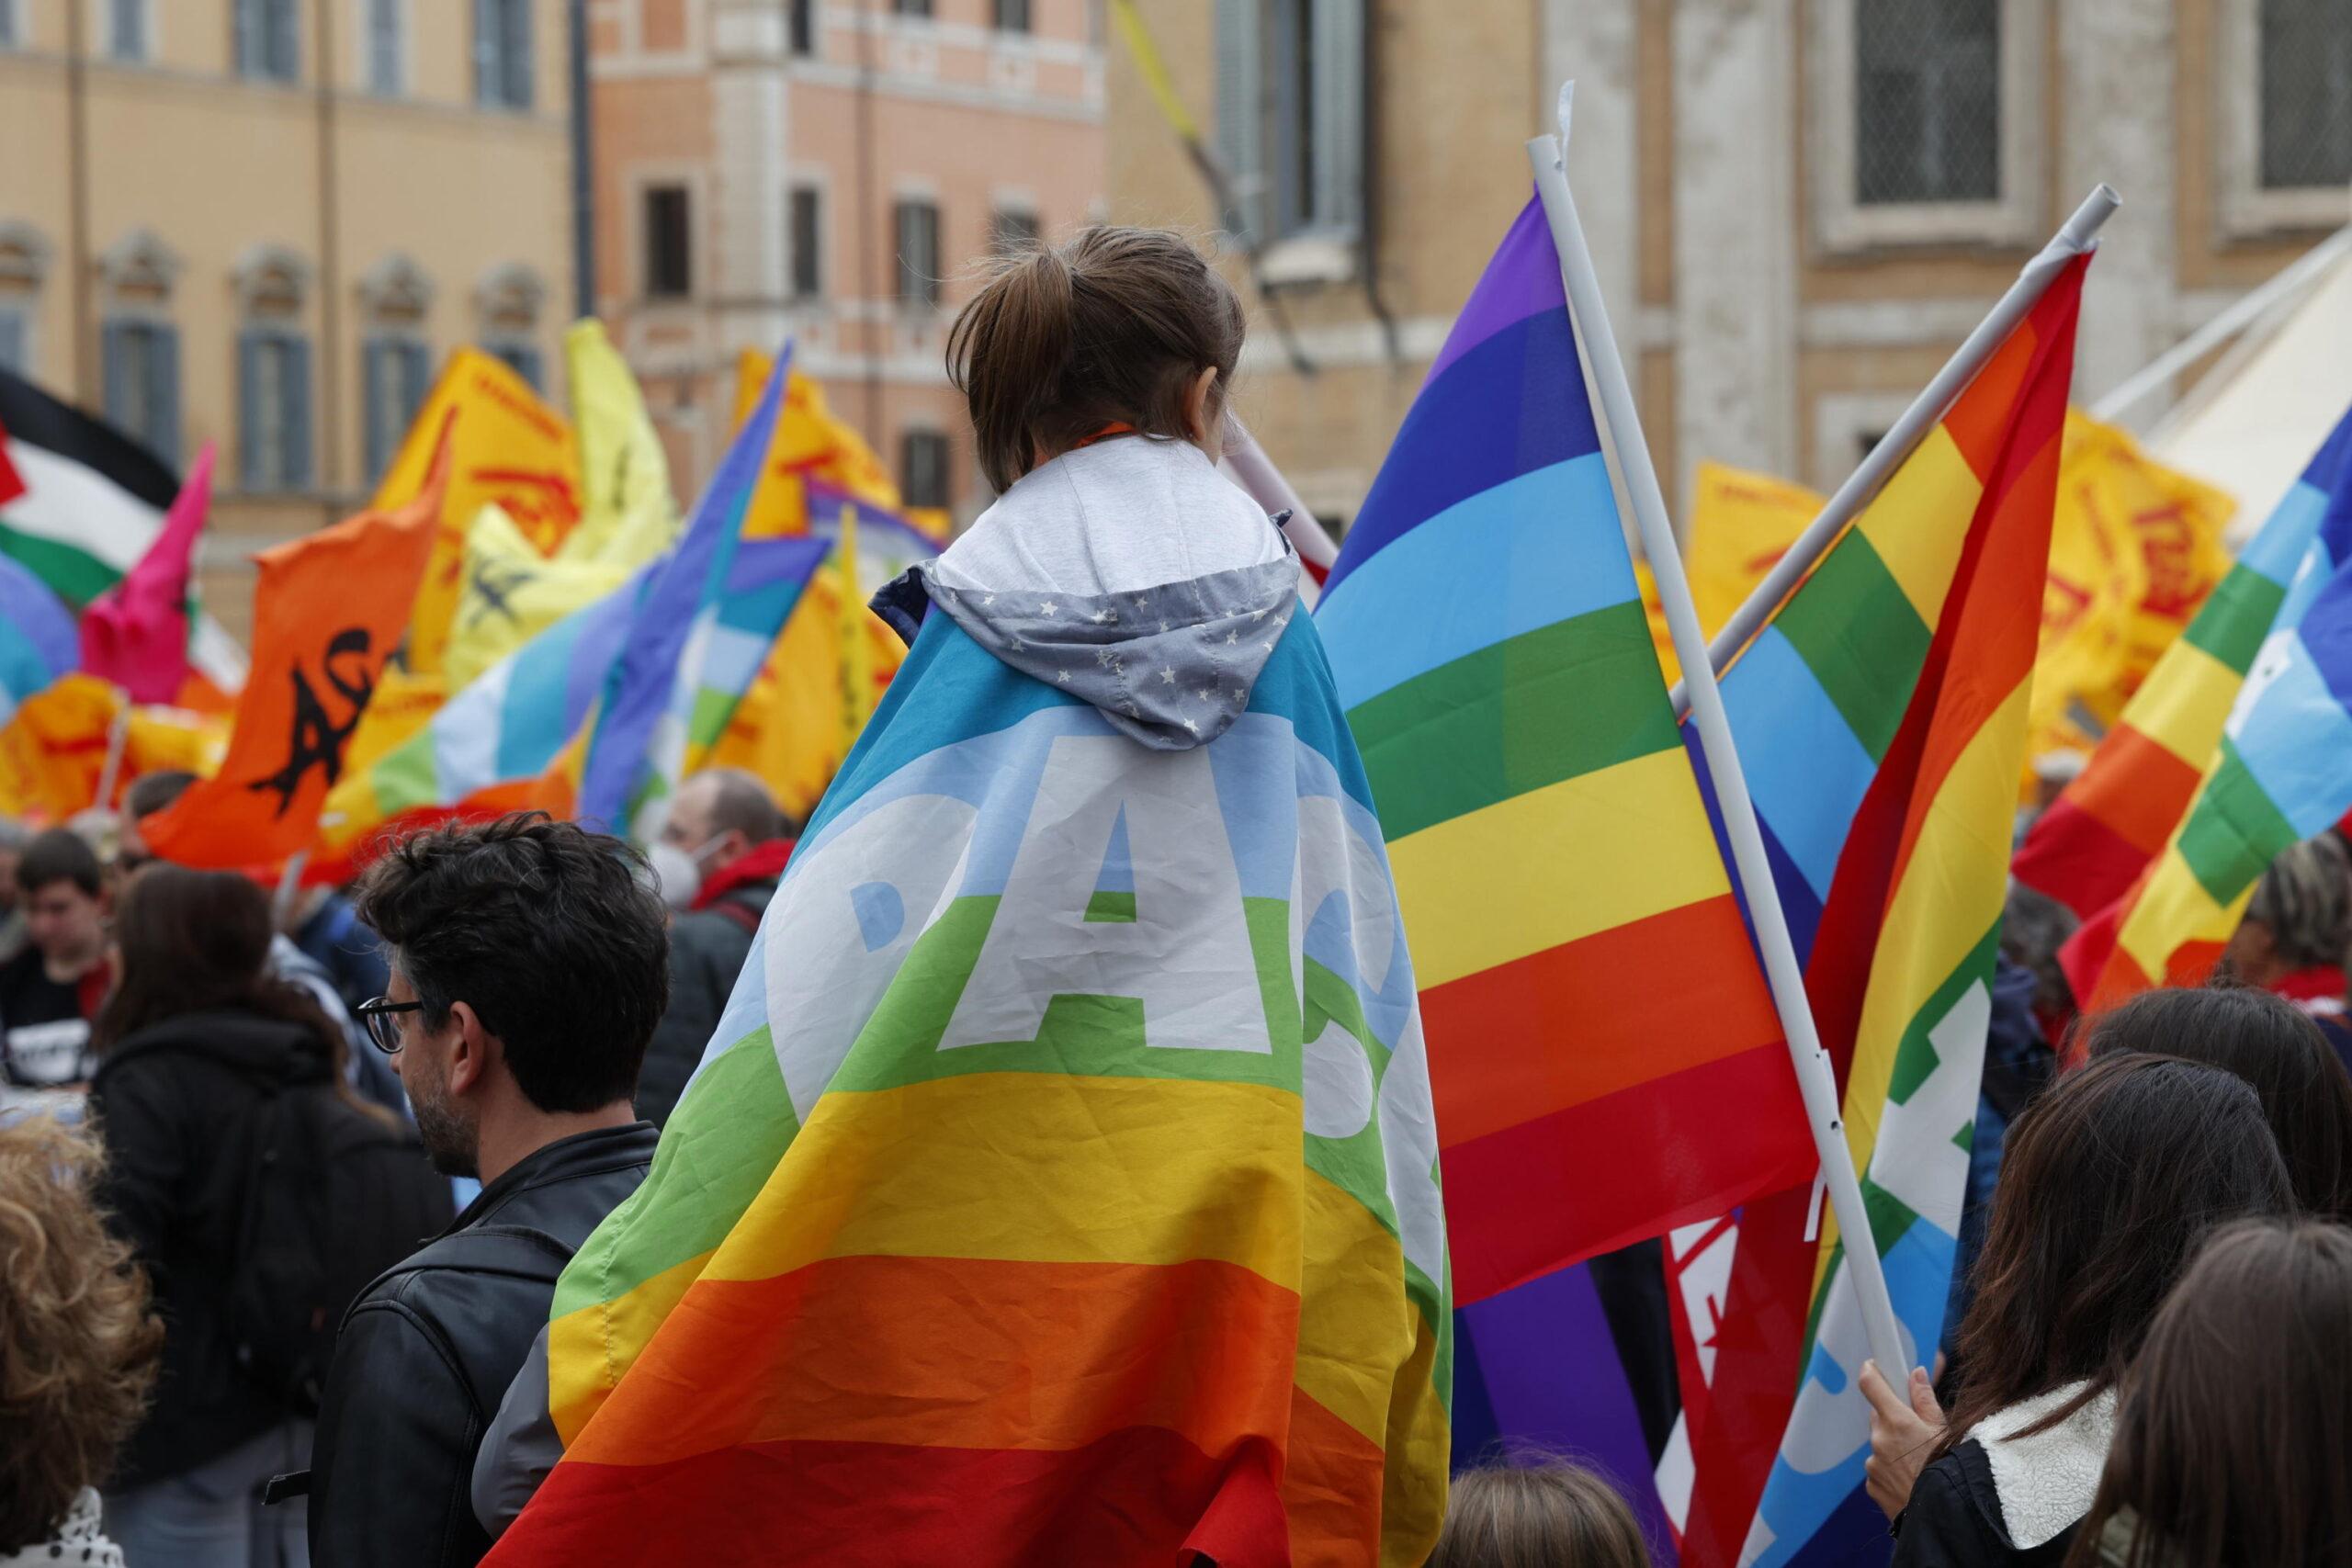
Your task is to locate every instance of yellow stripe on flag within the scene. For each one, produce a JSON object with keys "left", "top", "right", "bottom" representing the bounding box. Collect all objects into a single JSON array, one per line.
[
  {"left": 1296, "top": 1169, "right": 1422, "bottom": 1449},
  {"left": 2126, "top": 638, "right": 2245, "bottom": 769},
  {"left": 1843, "top": 679, "right": 2032, "bottom": 1171},
  {"left": 1853, "top": 424, "right": 1985, "bottom": 631},
  {"left": 2114, "top": 851, "right": 2247, "bottom": 986},
  {"left": 1386, "top": 748, "right": 1729, "bottom": 989},
  {"left": 707, "top": 1072, "right": 1305, "bottom": 1285}
]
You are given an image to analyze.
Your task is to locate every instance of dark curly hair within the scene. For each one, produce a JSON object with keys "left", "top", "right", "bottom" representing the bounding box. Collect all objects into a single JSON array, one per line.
[
  {"left": 351, "top": 813, "right": 670, "bottom": 1112},
  {"left": 0, "top": 1116, "right": 164, "bottom": 1551}
]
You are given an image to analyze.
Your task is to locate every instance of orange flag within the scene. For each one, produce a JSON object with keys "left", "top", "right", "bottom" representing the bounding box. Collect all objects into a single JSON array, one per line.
[{"left": 141, "top": 426, "right": 451, "bottom": 870}]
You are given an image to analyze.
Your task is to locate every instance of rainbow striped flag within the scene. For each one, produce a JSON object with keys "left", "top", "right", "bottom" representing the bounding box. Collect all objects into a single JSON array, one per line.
[
  {"left": 576, "top": 349, "right": 793, "bottom": 839},
  {"left": 0, "top": 551, "right": 77, "bottom": 727},
  {"left": 1315, "top": 195, "right": 1811, "bottom": 1309},
  {"left": 2014, "top": 403, "right": 2352, "bottom": 919},
  {"left": 485, "top": 602, "right": 1450, "bottom": 1563},
  {"left": 1678, "top": 256, "right": 2088, "bottom": 1567},
  {"left": 2071, "top": 426, "right": 2352, "bottom": 1009}
]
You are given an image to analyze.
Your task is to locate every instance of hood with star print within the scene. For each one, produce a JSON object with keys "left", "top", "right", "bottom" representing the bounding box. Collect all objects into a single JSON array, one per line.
[{"left": 871, "top": 434, "right": 1305, "bottom": 750}]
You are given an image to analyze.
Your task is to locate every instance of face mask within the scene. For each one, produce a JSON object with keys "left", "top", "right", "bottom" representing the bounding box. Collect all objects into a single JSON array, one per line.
[{"left": 649, "top": 836, "right": 733, "bottom": 910}]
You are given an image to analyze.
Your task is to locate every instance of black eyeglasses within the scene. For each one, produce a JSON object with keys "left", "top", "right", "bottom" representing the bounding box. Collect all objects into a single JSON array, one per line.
[{"left": 356, "top": 996, "right": 424, "bottom": 1055}]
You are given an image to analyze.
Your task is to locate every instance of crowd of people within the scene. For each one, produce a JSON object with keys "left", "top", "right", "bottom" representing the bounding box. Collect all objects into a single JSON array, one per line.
[{"left": 0, "top": 223, "right": 2347, "bottom": 1568}]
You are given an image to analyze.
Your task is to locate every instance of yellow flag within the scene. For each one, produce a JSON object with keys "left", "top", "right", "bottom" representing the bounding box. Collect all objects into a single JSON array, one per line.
[
  {"left": 444, "top": 504, "right": 634, "bottom": 690},
  {"left": 377, "top": 350, "right": 582, "bottom": 679},
  {"left": 560, "top": 321, "right": 677, "bottom": 567},
  {"left": 732, "top": 350, "right": 901, "bottom": 535},
  {"left": 704, "top": 572, "right": 903, "bottom": 823},
  {"left": 2028, "top": 412, "right": 2233, "bottom": 762}
]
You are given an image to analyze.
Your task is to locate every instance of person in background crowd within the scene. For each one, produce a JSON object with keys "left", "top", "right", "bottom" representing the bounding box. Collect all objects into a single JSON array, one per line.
[
  {"left": 2084, "top": 981, "right": 2352, "bottom": 1219},
  {"left": 305, "top": 814, "right": 666, "bottom": 1568},
  {"left": 283, "top": 885, "right": 392, "bottom": 1016},
  {"left": 1428, "top": 1460, "right": 1654, "bottom": 1568},
  {"left": 2071, "top": 1220, "right": 2352, "bottom": 1568},
  {"left": 0, "top": 1115, "right": 161, "bottom": 1568},
  {"left": 88, "top": 866, "right": 401, "bottom": 1566},
  {"left": 0, "top": 818, "right": 30, "bottom": 965},
  {"left": 118, "top": 769, "right": 406, "bottom": 1113},
  {"left": 2000, "top": 882, "right": 2080, "bottom": 1048},
  {"left": 0, "top": 831, "right": 110, "bottom": 1091},
  {"left": 636, "top": 768, "right": 795, "bottom": 1125},
  {"left": 2221, "top": 831, "right": 2351, "bottom": 1049},
  {"left": 1863, "top": 1054, "right": 2292, "bottom": 1566}
]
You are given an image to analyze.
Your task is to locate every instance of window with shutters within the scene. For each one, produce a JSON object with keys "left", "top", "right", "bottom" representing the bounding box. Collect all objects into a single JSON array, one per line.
[
  {"left": 789, "top": 0, "right": 815, "bottom": 56},
  {"left": 894, "top": 199, "right": 941, "bottom": 309},
  {"left": 789, "top": 186, "right": 824, "bottom": 299},
  {"left": 900, "top": 430, "right": 951, "bottom": 511},
  {"left": 0, "top": 220, "right": 47, "bottom": 374},
  {"left": 475, "top": 0, "right": 534, "bottom": 110},
  {"left": 894, "top": 0, "right": 932, "bottom": 17},
  {"left": 235, "top": 0, "right": 300, "bottom": 82},
  {"left": 240, "top": 328, "right": 312, "bottom": 492},
  {"left": 104, "top": 321, "right": 179, "bottom": 466},
  {"left": 1807, "top": 0, "right": 2043, "bottom": 252},
  {"left": 361, "top": 334, "right": 430, "bottom": 483},
  {"left": 108, "top": 0, "right": 149, "bottom": 62},
  {"left": 994, "top": 0, "right": 1030, "bottom": 32},
  {"left": 0, "top": 310, "right": 26, "bottom": 375},
  {"left": 366, "top": 0, "right": 405, "bottom": 96},
  {"left": 489, "top": 339, "right": 543, "bottom": 390},
  {"left": 643, "top": 186, "right": 692, "bottom": 299},
  {"left": 989, "top": 208, "right": 1040, "bottom": 256},
  {"left": 0, "top": 1, "right": 17, "bottom": 51},
  {"left": 1213, "top": 0, "right": 1363, "bottom": 276}
]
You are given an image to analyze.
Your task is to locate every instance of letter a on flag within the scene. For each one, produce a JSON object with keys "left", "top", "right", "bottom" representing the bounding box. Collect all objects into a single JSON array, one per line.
[{"left": 141, "top": 419, "right": 452, "bottom": 870}]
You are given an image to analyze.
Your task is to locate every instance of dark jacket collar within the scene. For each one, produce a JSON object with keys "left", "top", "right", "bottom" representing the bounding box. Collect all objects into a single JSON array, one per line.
[{"left": 447, "top": 1121, "right": 660, "bottom": 1235}]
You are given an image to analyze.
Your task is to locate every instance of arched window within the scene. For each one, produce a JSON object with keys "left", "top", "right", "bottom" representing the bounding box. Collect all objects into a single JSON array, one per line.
[
  {"left": 96, "top": 228, "right": 183, "bottom": 466},
  {"left": 359, "top": 253, "right": 435, "bottom": 483},
  {"left": 0, "top": 219, "right": 50, "bottom": 375},
  {"left": 232, "top": 243, "right": 314, "bottom": 492}
]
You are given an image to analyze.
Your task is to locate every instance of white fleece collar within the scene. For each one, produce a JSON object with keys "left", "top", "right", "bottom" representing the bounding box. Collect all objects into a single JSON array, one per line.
[{"left": 1971, "top": 1381, "right": 2119, "bottom": 1549}]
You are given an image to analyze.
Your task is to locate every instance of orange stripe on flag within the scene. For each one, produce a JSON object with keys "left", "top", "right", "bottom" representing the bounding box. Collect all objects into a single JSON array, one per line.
[{"left": 2068, "top": 724, "right": 2206, "bottom": 856}]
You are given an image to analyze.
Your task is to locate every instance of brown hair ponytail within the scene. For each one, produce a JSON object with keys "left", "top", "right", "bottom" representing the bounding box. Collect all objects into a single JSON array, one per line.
[{"left": 948, "top": 226, "right": 1245, "bottom": 493}]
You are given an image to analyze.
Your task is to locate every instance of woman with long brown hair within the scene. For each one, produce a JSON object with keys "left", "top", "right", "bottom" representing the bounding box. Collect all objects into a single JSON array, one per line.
[
  {"left": 2071, "top": 1219, "right": 2352, "bottom": 1566},
  {"left": 2082, "top": 981, "right": 2352, "bottom": 1218},
  {"left": 1879, "top": 1055, "right": 2292, "bottom": 1566},
  {"left": 85, "top": 866, "right": 440, "bottom": 1567}
]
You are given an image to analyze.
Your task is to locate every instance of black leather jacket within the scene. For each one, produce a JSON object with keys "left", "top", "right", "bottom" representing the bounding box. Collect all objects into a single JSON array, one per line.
[{"left": 305, "top": 1121, "right": 659, "bottom": 1568}]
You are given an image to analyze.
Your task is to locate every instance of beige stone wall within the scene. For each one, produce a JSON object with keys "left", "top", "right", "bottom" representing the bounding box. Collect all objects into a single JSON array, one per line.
[{"left": 0, "top": 0, "right": 578, "bottom": 640}]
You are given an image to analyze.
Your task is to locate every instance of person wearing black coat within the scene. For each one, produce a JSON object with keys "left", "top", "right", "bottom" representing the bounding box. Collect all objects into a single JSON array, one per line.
[
  {"left": 301, "top": 814, "right": 672, "bottom": 1568},
  {"left": 90, "top": 867, "right": 441, "bottom": 1567}
]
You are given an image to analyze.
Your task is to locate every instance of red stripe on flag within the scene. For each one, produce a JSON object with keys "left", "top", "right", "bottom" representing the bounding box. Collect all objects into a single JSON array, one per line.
[
  {"left": 2011, "top": 772, "right": 2189, "bottom": 921},
  {"left": 1424, "top": 895, "right": 1786, "bottom": 1148},
  {"left": 485, "top": 1427, "right": 1292, "bottom": 1568},
  {"left": 1444, "top": 1042, "right": 1814, "bottom": 1305}
]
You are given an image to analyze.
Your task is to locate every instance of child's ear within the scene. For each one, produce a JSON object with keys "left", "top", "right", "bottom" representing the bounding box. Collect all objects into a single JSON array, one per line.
[{"left": 1183, "top": 366, "right": 1222, "bottom": 447}]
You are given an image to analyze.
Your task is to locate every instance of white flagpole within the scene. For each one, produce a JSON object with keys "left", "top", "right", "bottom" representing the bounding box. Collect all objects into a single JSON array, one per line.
[
  {"left": 1667, "top": 184, "right": 2119, "bottom": 714},
  {"left": 1221, "top": 414, "right": 1340, "bottom": 577},
  {"left": 1530, "top": 87, "right": 1909, "bottom": 1379}
]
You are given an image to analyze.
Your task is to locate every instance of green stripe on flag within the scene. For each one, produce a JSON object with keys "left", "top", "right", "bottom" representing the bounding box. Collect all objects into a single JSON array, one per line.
[
  {"left": 0, "top": 526, "right": 122, "bottom": 609},
  {"left": 1083, "top": 890, "right": 1136, "bottom": 922},
  {"left": 2182, "top": 566, "right": 2288, "bottom": 676},
  {"left": 1344, "top": 601, "right": 1680, "bottom": 841},
  {"left": 367, "top": 728, "right": 441, "bottom": 818},
  {"left": 2177, "top": 739, "right": 2302, "bottom": 904},
  {"left": 1772, "top": 531, "right": 1932, "bottom": 761},
  {"left": 552, "top": 1023, "right": 800, "bottom": 1315}
]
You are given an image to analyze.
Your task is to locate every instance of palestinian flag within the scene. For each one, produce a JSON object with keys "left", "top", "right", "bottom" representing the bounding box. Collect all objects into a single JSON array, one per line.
[{"left": 0, "top": 367, "right": 245, "bottom": 691}]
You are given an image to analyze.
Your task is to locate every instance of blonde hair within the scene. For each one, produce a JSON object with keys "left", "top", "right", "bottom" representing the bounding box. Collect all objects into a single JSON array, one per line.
[
  {"left": 0, "top": 1115, "right": 162, "bottom": 1551},
  {"left": 1429, "top": 1461, "right": 1653, "bottom": 1568}
]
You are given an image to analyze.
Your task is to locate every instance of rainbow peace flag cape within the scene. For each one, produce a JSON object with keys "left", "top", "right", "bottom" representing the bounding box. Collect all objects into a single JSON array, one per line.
[{"left": 486, "top": 561, "right": 1449, "bottom": 1562}]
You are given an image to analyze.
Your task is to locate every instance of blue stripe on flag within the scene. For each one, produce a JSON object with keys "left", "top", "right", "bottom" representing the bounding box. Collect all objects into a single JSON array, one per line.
[
  {"left": 1316, "top": 454, "right": 1637, "bottom": 710},
  {"left": 2239, "top": 480, "right": 2330, "bottom": 587},
  {"left": 2232, "top": 603, "right": 2352, "bottom": 839},
  {"left": 1327, "top": 307, "right": 1600, "bottom": 595},
  {"left": 1721, "top": 626, "right": 1879, "bottom": 905}
]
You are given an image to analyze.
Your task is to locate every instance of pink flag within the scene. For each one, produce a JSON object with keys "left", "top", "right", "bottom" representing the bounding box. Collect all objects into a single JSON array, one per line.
[{"left": 81, "top": 442, "right": 213, "bottom": 704}]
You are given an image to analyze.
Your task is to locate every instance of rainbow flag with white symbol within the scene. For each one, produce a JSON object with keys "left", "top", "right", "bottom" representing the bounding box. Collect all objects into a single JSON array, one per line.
[{"left": 485, "top": 605, "right": 1450, "bottom": 1564}]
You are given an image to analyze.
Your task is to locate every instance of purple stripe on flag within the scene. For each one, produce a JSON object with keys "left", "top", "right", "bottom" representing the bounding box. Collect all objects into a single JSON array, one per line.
[
  {"left": 0, "top": 552, "right": 80, "bottom": 681},
  {"left": 1453, "top": 1263, "right": 1678, "bottom": 1564},
  {"left": 1421, "top": 195, "right": 1567, "bottom": 389}
]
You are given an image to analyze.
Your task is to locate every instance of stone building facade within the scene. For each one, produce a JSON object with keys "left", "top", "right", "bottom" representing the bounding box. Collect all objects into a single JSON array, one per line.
[
  {"left": 1105, "top": 0, "right": 2351, "bottom": 531},
  {"left": 0, "top": 0, "right": 579, "bottom": 632},
  {"left": 587, "top": 0, "right": 1106, "bottom": 520}
]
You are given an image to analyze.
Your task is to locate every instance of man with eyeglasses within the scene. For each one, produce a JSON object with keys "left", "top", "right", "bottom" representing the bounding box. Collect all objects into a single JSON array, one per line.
[{"left": 295, "top": 814, "right": 667, "bottom": 1568}]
